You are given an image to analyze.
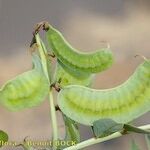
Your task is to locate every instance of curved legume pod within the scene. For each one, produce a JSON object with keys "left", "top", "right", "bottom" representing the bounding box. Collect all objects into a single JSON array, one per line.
[
  {"left": 35, "top": 34, "right": 52, "bottom": 82},
  {"left": 58, "top": 59, "right": 150, "bottom": 125},
  {"left": 54, "top": 60, "right": 94, "bottom": 87},
  {"left": 0, "top": 54, "right": 49, "bottom": 111},
  {"left": 46, "top": 24, "right": 114, "bottom": 73}
]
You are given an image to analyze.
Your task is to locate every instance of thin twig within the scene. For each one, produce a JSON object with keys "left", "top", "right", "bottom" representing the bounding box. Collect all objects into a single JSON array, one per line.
[{"left": 63, "top": 124, "right": 150, "bottom": 150}]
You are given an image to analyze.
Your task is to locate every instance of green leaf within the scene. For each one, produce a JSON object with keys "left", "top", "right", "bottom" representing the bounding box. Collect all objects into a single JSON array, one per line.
[
  {"left": 92, "top": 119, "right": 150, "bottom": 139},
  {"left": 124, "top": 124, "right": 150, "bottom": 134},
  {"left": 130, "top": 140, "right": 140, "bottom": 150},
  {"left": 145, "top": 134, "right": 150, "bottom": 150},
  {"left": 63, "top": 115, "right": 80, "bottom": 143},
  {"left": 57, "top": 115, "right": 80, "bottom": 150},
  {"left": 0, "top": 130, "right": 8, "bottom": 147},
  {"left": 0, "top": 54, "right": 49, "bottom": 111},
  {"left": 93, "top": 119, "right": 124, "bottom": 138}
]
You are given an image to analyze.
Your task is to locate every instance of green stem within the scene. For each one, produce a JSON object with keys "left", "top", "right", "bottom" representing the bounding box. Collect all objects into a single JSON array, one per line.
[
  {"left": 35, "top": 34, "right": 58, "bottom": 149},
  {"left": 49, "top": 90, "right": 58, "bottom": 149},
  {"left": 63, "top": 124, "right": 150, "bottom": 150}
]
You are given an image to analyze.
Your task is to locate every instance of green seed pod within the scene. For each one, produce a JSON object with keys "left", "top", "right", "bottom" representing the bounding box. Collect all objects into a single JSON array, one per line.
[
  {"left": 46, "top": 24, "right": 114, "bottom": 73},
  {"left": 35, "top": 34, "right": 52, "bottom": 82},
  {"left": 0, "top": 54, "right": 49, "bottom": 111},
  {"left": 58, "top": 59, "right": 150, "bottom": 125},
  {"left": 54, "top": 60, "right": 94, "bottom": 87}
]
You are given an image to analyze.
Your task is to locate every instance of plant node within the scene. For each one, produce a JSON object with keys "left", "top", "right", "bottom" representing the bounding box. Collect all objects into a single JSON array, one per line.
[
  {"left": 48, "top": 52, "right": 55, "bottom": 58},
  {"left": 51, "top": 83, "right": 61, "bottom": 92},
  {"left": 55, "top": 105, "right": 61, "bottom": 111}
]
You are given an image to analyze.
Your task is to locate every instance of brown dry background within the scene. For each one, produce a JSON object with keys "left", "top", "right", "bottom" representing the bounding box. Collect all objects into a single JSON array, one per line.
[{"left": 0, "top": 0, "right": 150, "bottom": 150}]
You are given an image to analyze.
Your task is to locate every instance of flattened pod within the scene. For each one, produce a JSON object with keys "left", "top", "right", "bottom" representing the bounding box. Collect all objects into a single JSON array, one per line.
[
  {"left": 46, "top": 24, "right": 114, "bottom": 73},
  {"left": 0, "top": 54, "right": 49, "bottom": 111},
  {"left": 54, "top": 60, "right": 94, "bottom": 87},
  {"left": 35, "top": 34, "right": 52, "bottom": 80},
  {"left": 58, "top": 60, "right": 150, "bottom": 125}
]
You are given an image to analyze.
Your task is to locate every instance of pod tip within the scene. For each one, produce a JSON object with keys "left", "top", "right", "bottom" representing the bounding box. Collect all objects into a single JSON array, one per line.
[
  {"left": 134, "top": 54, "right": 148, "bottom": 61},
  {"left": 33, "top": 21, "right": 50, "bottom": 34}
]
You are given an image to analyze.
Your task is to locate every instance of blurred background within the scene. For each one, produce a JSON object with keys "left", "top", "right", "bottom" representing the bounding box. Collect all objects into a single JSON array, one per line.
[{"left": 0, "top": 0, "right": 150, "bottom": 149}]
